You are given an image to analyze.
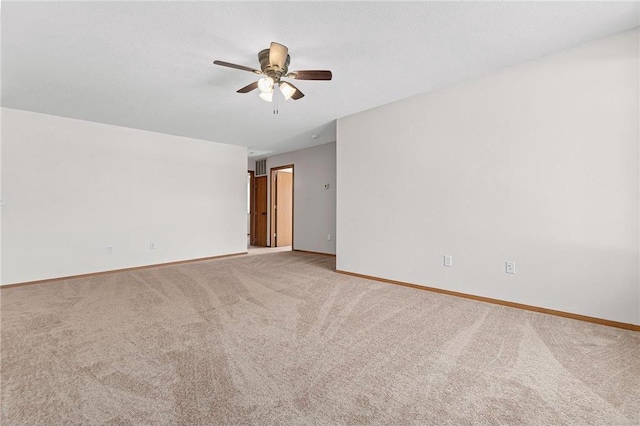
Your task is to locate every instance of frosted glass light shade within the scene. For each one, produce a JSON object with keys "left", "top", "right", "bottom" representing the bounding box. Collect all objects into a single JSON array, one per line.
[
  {"left": 258, "top": 77, "right": 274, "bottom": 93},
  {"left": 279, "top": 82, "right": 296, "bottom": 100},
  {"left": 259, "top": 90, "right": 273, "bottom": 102}
]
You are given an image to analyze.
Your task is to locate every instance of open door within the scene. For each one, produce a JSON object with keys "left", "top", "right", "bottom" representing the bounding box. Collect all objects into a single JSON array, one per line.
[
  {"left": 253, "top": 175, "right": 268, "bottom": 246},
  {"left": 270, "top": 166, "right": 293, "bottom": 247},
  {"left": 248, "top": 171, "right": 255, "bottom": 246}
]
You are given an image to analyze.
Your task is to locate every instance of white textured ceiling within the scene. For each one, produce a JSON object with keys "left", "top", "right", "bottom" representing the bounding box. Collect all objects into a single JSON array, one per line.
[{"left": 2, "top": 1, "right": 638, "bottom": 158}]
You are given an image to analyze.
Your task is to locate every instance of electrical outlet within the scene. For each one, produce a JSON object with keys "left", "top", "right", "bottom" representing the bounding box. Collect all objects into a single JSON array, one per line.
[
  {"left": 327, "top": 234, "right": 331, "bottom": 241},
  {"left": 506, "top": 261, "right": 516, "bottom": 274},
  {"left": 444, "top": 255, "right": 453, "bottom": 267},
  {"left": 106, "top": 246, "right": 113, "bottom": 254},
  {"left": 150, "top": 242, "right": 156, "bottom": 249}
]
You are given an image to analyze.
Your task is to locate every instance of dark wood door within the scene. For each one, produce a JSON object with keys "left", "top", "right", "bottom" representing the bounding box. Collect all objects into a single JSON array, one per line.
[{"left": 254, "top": 175, "right": 268, "bottom": 246}]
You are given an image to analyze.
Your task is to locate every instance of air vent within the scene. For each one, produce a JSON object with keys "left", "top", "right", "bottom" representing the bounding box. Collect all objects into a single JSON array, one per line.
[{"left": 255, "top": 159, "right": 267, "bottom": 176}]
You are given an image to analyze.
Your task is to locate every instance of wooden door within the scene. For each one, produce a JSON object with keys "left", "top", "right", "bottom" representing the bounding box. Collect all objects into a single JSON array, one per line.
[
  {"left": 254, "top": 175, "right": 268, "bottom": 246},
  {"left": 275, "top": 169, "right": 293, "bottom": 247}
]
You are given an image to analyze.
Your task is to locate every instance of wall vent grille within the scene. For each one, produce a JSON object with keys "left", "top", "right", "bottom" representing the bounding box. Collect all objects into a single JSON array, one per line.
[{"left": 255, "top": 159, "right": 267, "bottom": 176}]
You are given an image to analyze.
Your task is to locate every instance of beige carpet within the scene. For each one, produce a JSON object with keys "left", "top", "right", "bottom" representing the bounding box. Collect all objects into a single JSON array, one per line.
[
  {"left": 1, "top": 251, "right": 639, "bottom": 425},
  {"left": 247, "top": 245, "right": 292, "bottom": 256}
]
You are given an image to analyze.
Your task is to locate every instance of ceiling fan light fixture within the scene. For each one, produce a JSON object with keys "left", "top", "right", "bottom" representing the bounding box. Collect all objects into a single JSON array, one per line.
[
  {"left": 279, "top": 82, "right": 296, "bottom": 101},
  {"left": 258, "top": 77, "right": 274, "bottom": 93},
  {"left": 259, "top": 90, "right": 273, "bottom": 103},
  {"left": 213, "top": 42, "right": 332, "bottom": 104}
]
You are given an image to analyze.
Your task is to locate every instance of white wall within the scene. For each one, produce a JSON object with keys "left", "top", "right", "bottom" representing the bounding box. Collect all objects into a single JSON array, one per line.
[
  {"left": 0, "top": 115, "right": 3, "bottom": 284},
  {"left": 337, "top": 29, "right": 639, "bottom": 325},
  {"left": 1, "top": 108, "right": 247, "bottom": 285},
  {"left": 266, "top": 142, "right": 336, "bottom": 254}
]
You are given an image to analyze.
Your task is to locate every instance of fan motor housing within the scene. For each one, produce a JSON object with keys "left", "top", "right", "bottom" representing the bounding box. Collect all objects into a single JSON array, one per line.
[{"left": 258, "top": 48, "right": 290, "bottom": 80}]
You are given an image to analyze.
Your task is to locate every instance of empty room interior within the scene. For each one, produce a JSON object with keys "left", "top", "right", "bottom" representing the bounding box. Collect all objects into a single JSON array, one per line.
[{"left": 1, "top": 1, "right": 639, "bottom": 424}]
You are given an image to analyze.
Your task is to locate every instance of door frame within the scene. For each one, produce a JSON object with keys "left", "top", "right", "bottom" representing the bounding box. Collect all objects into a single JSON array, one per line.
[
  {"left": 270, "top": 164, "right": 294, "bottom": 248},
  {"left": 248, "top": 170, "right": 255, "bottom": 245}
]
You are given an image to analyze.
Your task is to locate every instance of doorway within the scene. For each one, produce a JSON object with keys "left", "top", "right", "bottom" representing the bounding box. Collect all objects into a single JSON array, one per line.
[{"left": 270, "top": 165, "right": 294, "bottom": 248}]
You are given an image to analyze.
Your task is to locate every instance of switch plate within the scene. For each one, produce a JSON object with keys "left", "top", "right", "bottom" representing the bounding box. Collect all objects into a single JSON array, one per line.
[
  {"left": 444, "top": 255, "right": 453, "bottom": 267},
  {"left": 506, "top": 261, "right": 516, "bottom": 274},
  {"left": 106, "top": 246, "right": 113, "bottom": 254}
]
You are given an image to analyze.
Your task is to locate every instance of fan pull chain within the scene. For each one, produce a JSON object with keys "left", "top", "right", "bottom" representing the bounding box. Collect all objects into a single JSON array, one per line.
[{"left": 273, "top": 92, "right": 279, "bottom": 115}]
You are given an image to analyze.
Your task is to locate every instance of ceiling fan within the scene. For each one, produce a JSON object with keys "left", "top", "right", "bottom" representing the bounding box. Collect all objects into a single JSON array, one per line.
[{"left": 213, "top": 42, "right": 332, "bottom": 103}]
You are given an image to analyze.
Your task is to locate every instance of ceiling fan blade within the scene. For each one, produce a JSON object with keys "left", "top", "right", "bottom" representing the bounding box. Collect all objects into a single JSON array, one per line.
[
  {"left": 287, "top": 70, "right": 332, "bottom": 81},
  {"left": 237, "top": 81, "right": 259, "bottom": 93},
  {"left": 286, "top": 82, "right": 305, "bottom": 100},
  {"left": 213, "top": 60, "right": 262, "bottom": 74},
  {"left": 269, "top": 42, "right": 289, "bottom": 69}
]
